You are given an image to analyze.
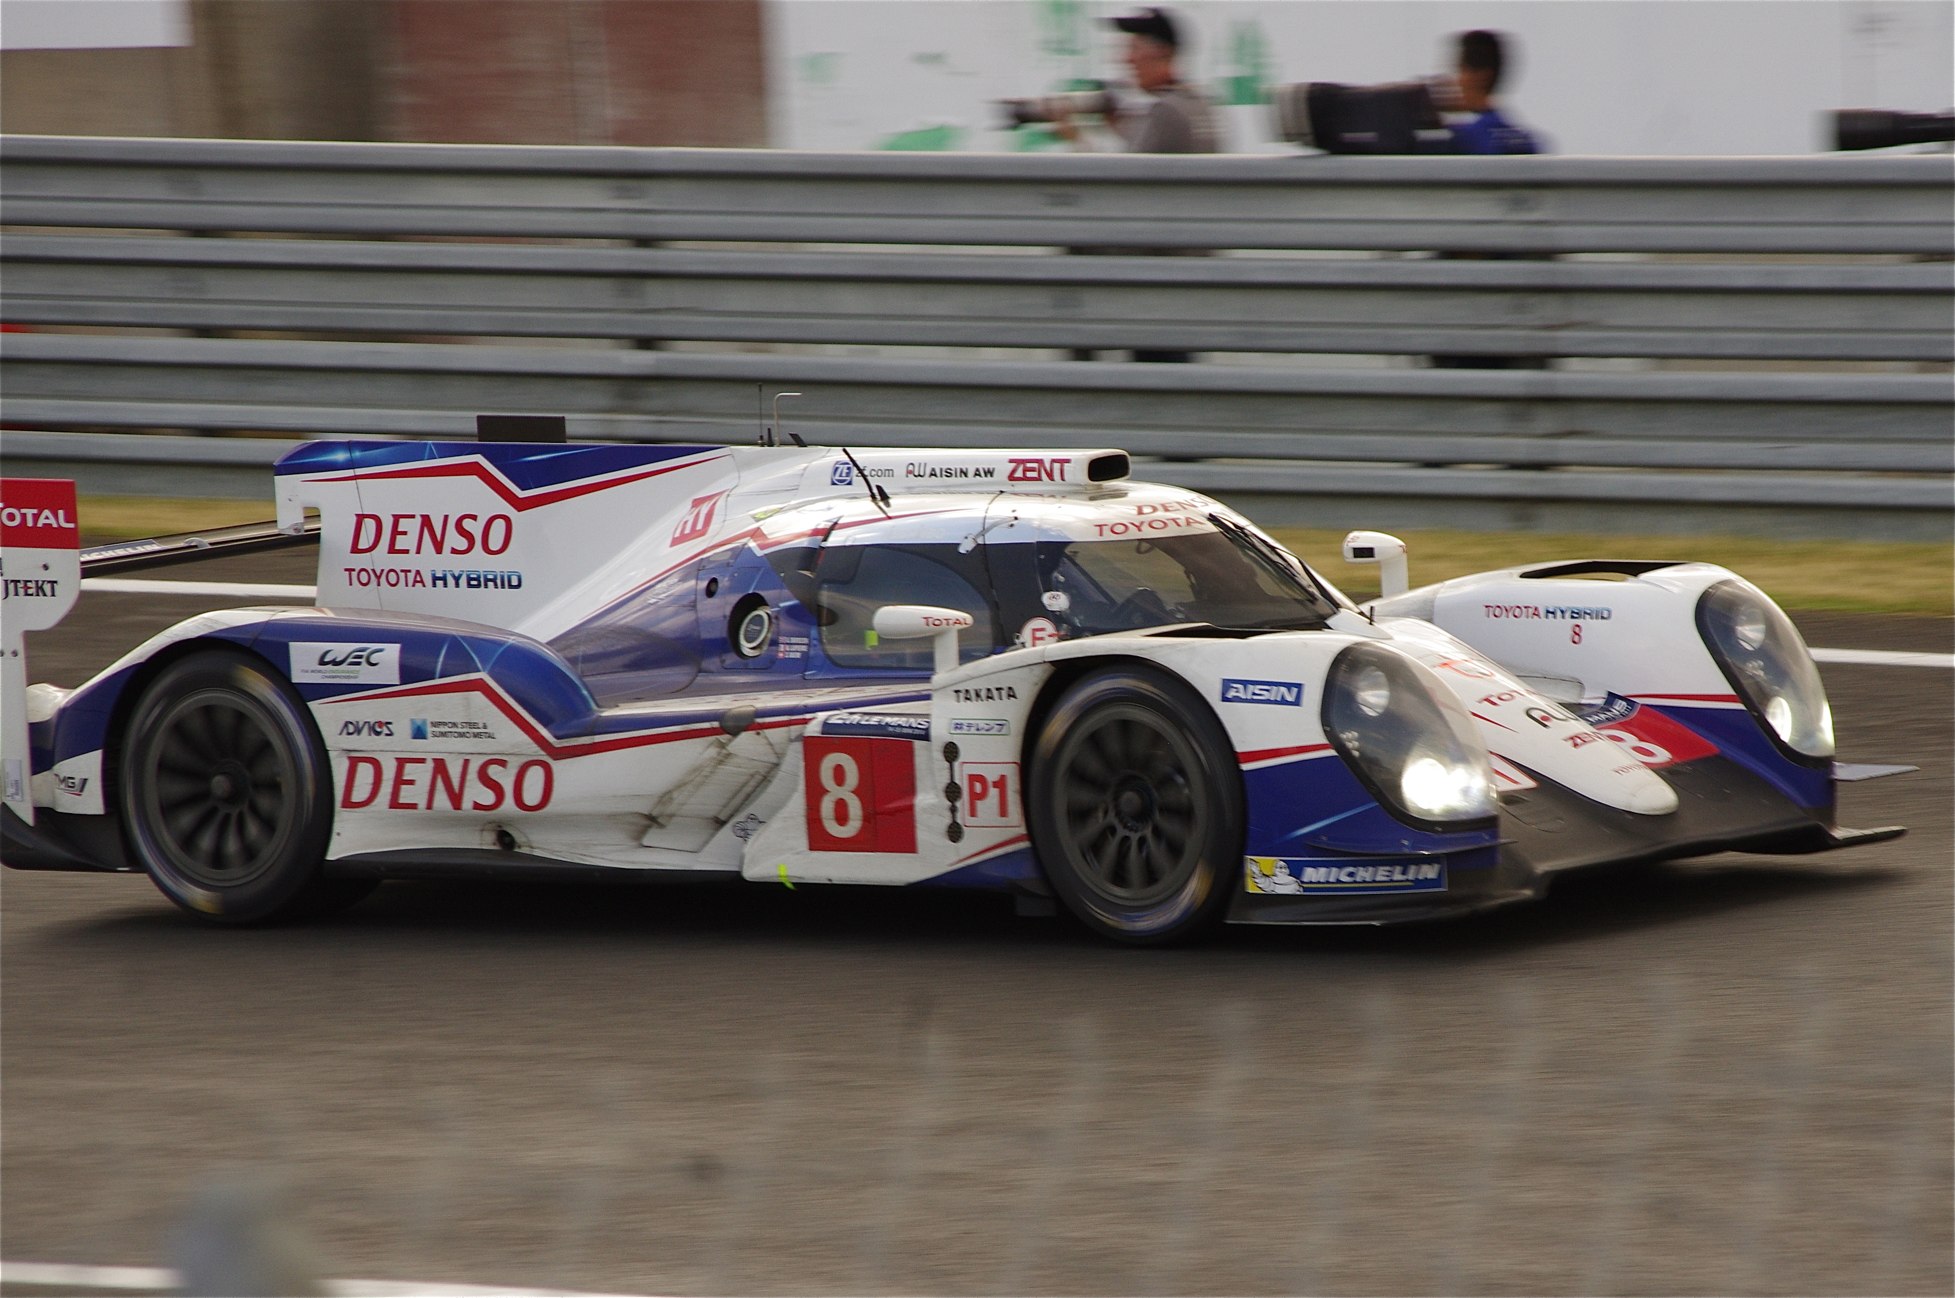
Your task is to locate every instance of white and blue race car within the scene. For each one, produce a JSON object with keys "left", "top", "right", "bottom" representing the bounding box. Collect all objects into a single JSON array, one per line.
[{"left": 0, "top": 438, "right": 1905, "bottom": 943}]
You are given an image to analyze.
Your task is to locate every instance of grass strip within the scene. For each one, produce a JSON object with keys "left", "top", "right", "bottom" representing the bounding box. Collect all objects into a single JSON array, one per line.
[
  {"left": 1272, "top": 527, "right": 1952, "bottom": 617},
  {"left": 72, "top": 496, "right": 1951, "bottom": 617}
]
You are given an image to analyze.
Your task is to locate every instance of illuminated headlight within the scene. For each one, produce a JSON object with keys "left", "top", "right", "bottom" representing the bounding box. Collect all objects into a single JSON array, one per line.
[
  {"left": 1697, "top": 580, "right": 1835, "bottom": 760},
  {"left": 1324, "top": 644, "right": 1495, "bottom": 828}
]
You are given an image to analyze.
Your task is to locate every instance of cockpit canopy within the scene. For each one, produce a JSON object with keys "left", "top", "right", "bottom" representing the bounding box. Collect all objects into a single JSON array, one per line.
[{"left": 554, "top": 487, "right": 1341, "bottom": 701}]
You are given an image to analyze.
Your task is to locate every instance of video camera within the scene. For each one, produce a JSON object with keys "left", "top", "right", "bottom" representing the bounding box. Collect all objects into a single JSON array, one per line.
[
  {"left": 1831, "top": 109, "right": 1955, "bottom": 151},
  {"left": 1270, "top": 79, "right": 1455, "bottom": 155},
  {"left": 998, "top": 83, "right": 1115, "bottom": 130}
]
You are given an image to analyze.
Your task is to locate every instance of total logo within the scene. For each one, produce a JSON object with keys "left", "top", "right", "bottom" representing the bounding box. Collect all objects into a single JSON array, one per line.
[
  {"left": 1220, "top": 678, "right": 1304, "bottom": 706},
  {"left": 0, "top": 504, "right": 76, "bottom": 530},
  {"left": 291, "top": 642, "right": 401, "bottom": 685}
]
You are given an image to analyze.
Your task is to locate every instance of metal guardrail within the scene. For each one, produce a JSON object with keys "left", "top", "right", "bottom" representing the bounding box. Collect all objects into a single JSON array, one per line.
[
  {"left": 1, "top": 135, "right": 1950, "bottom": 536},
  {"left": 5, "top": 135, "right": 1952, "bottom": 254},
  {"left": 5, "top": 233, "right": 1951, "bottom": 362}
]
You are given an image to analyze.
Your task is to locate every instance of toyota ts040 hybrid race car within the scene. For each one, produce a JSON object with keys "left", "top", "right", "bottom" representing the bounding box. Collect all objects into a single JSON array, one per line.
[{"left": 0, "top": 438, "right": 1909, "bottom": 943}]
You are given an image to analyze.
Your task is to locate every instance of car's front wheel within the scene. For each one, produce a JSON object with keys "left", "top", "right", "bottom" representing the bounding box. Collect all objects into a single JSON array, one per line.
[
  {"left": 119, "top": 650, "right": 371, "bottom": 923},
  {"left": 1027, "top": 667, "right": 1243, "bottom": 944}
]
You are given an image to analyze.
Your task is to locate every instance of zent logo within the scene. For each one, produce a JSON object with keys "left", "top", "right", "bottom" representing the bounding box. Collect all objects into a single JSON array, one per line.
[
  {"left": 1007, "top": 457, "right": 1072, "bottom": 484},
  {"left": 1220, "top": 678, "right": 1303, "bottom": 706},
  {"left": 671, "top": 492, "right": 726, "bottom": 545},
  {"left": 291, "top": 642, "right": 400, "bottom": 685},
  {"left": 804, "top": 736, "right": 916, "bottom": 853}
]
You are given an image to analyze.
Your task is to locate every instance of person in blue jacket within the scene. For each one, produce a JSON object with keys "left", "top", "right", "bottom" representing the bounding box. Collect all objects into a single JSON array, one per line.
[{"left": 1446, "top": 30, "right": 1542, "bottom": 155}]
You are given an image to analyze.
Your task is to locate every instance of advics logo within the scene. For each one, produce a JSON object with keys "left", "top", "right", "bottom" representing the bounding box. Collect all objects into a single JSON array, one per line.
[{"left": 1220, "top": 678, "right": 1304, "bottom": 706}]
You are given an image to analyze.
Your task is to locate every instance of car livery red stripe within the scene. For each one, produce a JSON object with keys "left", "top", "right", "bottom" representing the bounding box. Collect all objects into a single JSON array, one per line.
[
  {"left": 1237, "top": 742, "right": 1333, "bottom": 769},
  {"left": 305, "top": 451, "right": 727, "bottom": 511},
  {"left": 951, "top": 833, "right": 1029, "bottom": 867},
  {"left": 330, "top": 674, "right": 812, "bottom": 761}
]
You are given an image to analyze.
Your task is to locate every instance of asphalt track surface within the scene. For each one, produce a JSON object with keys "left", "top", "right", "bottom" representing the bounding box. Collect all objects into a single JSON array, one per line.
[{"left": 5, "top": 549, "right": 1950, "bottom": 1296}]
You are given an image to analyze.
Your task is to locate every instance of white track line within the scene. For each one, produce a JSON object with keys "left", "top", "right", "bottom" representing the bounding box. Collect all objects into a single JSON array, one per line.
[
  {"left": 0, "top": 1260, "right": 654, "bottom": 1297},
  {"left": 1810, "top": 647, "right": 1954, "bottom": 670},
  {"left": 69, "top": 581, "right": 1955, "bottom": 670}
]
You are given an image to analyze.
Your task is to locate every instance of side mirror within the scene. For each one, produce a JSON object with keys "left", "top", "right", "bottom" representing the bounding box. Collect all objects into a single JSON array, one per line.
[
  {"left": 871, "top": 605, "right": 974, "bottom": 676},
  {"left": 1342, "top": 530, "right": 1409, "bottom": 599}
]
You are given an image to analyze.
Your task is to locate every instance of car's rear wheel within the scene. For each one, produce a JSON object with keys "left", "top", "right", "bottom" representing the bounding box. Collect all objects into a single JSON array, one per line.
[
  {"left": 1028, "top": 667, "right": 1242, "bottom": 944},
  {"left": 120, "top": 650, "right": 372, "bottom": 923}
]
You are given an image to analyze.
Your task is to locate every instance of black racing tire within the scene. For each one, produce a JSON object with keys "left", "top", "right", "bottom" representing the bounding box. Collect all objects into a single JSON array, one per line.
[
  {"left": 118, "top": 650, "right": 372, "bottom": 924},
  {"left": 1027, "top": 666, "right": 1244, "bottom": 945}
]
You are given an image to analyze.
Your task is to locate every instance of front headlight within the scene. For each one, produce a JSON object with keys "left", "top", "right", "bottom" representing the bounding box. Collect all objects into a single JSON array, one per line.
[
  {"left": 1323, "top": 643, "right": 1495, "bottom": 829},
  {"left": 1696, "top": 580, "right": 1834, "bottom": 761}
]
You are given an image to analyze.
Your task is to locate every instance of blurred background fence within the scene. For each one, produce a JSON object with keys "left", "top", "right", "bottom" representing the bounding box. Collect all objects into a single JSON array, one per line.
[{"left": 1, "top": 135, "right": 1950, "bottom": 537}]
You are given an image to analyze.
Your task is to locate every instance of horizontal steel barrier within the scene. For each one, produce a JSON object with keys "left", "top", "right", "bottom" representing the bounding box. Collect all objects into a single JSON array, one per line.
[
  {"left": 5, "top": 233, "right": 1949, "bottom": 362},
  {"left": 1, "top": 135, "right": 1949, "bottom": 536},
  {"left": 5, "top": 338, "right": 1948, "bottom": 510},
  {"left": 4, "top": 136, "right": 1951, "bottom": 254}
]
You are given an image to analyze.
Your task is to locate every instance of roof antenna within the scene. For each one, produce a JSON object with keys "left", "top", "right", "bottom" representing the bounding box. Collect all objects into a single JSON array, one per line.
[{"left": 840, "top": 445, "right": 891, "bottom": 515}]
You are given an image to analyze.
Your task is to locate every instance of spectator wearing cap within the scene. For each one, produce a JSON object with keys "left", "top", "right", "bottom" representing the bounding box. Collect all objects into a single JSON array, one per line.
[
  {"left": 1055, "top": 7, "right": 1219, "bottom": 368},
  {"left": 1051, "top": 7, "right": 1222, "bottom": 154},
  {"left": 1444, "top": 29, "right": 1541, "bottom": 155},
  {"left": 1429, "top": 29, "right": 1546, "bottom": 374}
]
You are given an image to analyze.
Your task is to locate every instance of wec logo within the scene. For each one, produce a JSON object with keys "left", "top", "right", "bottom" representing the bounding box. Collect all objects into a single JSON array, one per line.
[
  {"left": 1220, "top": 678, "right": 1303, "bottom": 706},
  {"left": 291, "top": 642, "right": 401, "bottom": 685}
]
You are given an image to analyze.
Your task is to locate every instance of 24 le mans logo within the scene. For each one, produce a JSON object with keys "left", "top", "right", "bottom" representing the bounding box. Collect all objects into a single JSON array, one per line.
[{"left": 1220, "top": 678, "right": 1303, "bottom": 706}]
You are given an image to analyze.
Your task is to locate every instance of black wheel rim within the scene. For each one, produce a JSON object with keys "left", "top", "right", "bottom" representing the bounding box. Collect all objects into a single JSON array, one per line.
[
  {"left": 135, "top": 687, "right": 301, "bottom": 889},
  {"left": 1051, "top": 702, "right": 1208, "bottom": 905}
]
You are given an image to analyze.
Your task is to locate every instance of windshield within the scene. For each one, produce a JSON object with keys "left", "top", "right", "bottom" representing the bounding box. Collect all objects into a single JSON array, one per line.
[{"left": 1034, "top": 523, "right": 1337, "bottom": 634}]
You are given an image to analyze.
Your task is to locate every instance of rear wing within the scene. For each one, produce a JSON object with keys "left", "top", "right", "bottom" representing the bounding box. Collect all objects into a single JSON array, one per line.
[
  {"left": 272, "top": 439, "right": 741, "bottom": 637},
  {"left": 2, "top": 478, "right": 81, "bottom": 826},
  {"left": 80, "top": 516, "right": 320, "bottom": 576}
]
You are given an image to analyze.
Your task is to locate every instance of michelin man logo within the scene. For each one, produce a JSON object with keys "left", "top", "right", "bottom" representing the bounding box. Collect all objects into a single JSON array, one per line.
[{"left": 1244, "top": 857, "right": 1304, "bottom": 895}]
